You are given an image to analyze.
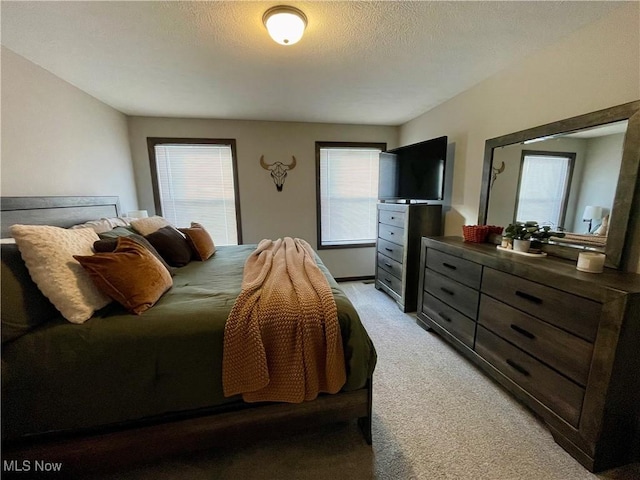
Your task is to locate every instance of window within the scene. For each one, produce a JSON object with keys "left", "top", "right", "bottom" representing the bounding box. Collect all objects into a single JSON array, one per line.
[
  {"left": 147, "top": 138, "right": 242, "bottom": 245},
  {"left": 515, "top": 150, "right": 575, "bottom": 228},
  {"left": 316, "top": 142, "right": 386, "bottom": 249}
]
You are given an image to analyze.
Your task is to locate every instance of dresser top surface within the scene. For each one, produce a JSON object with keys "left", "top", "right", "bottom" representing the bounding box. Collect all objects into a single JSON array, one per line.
[{"left": 425, "top": 236, "right": 640, "bottom": 296}]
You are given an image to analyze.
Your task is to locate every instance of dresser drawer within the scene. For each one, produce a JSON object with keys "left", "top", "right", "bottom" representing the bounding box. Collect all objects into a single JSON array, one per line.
[
  {"left": 476, "top": 326, "right": 584, "bottom": 427},
  {"left": 377, "top": 252, "right": 403, "bottom": 279},
  {"left": 377, "top": 270, "right": 402, "bottom": 295},
  {"left": 478, "top": 295, "right": 593, "bottom": 386},
  {"left": 377, "top": 238, "right": 404, "bottom": 264},
  {"left": 378, "top": 223, "right": 404, "bottom": 245},
  {"left": 422, "top": 293, "right": 476, "bottom": 348},
  {"left": 481, "top": 268, "right": 601, "bottom": 342},
  {"left": 378, "top": 208, "right": 405, "bottom": 228},
  {"left": 426, "top": 248, "right": 482, "bottom": 289},
  {"left": 424, "top": 269, "right": 480, "bottom": 320}
]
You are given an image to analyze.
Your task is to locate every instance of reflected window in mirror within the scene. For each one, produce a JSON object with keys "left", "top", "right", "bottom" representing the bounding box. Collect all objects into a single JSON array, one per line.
[{"left": 515, "top": 151, "right": 575, "bottom": 229}]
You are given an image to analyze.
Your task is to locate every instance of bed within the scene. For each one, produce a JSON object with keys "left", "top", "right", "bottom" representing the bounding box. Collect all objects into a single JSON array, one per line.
[{"left": 1, "top": 196, "right": 376, "bottom": 474}]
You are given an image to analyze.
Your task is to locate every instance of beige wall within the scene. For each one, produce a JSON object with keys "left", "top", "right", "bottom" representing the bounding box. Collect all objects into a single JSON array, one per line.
[
  {"left": 399, "top": 3, "right": 639, "bottom": 236},
  {"left": 1, "top": 47, "right": 138, "bottom": 214},
  {"left": 127, "top": 117, "right": 398, "bottom": 277},
  {"left": 3, "top": 2, "right": 638, "bottom": 274}
]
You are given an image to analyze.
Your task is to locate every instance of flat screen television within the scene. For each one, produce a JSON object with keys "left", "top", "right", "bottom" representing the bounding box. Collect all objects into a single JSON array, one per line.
[{"left": 378, "top": 136, "right": 448, "bottom": 202}]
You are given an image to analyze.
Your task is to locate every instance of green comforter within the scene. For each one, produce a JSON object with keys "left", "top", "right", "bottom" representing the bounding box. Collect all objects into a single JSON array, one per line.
[{"left": 1, "top": 245, "right": 376, "bottom": 440}]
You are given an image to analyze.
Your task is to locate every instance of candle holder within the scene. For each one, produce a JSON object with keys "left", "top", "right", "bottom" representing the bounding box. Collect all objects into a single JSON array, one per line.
[{"left": 576, "top": 251, "right": 605, "bottom": 273}]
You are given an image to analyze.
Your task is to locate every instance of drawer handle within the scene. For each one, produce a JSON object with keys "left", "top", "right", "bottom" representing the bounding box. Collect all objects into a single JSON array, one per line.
[
  {"left": 440, "top": 287, "right": 454, "bottom": 296},
  {"left": 515, "top": 290, "right": 542, "bottom": 304},
  {"left": 506, "top": 359, "right": 530, "bottom": 377},
  {"left": 390, "top": 216, "right": 395, "bottom": 220},
  {"left": 439, "top": 312, "right": 452, "bottom": 322},
  {"left": 385, "top": 277, "right": 392, "bottom": 283},
  {"left": 385, "top": 247, "right": 393, "bottom": 252},
  {"left": 385, "top": 262, "right": 392, "bottom": 268},
  {"left": 389, "top": 231, "right": 394, "bottom": 235},
  {"left": 510, "top": 324, "right": 535, "bottom": 340},
  {"left": 442, "top": 262, "right": 457, "bottom": 270}
]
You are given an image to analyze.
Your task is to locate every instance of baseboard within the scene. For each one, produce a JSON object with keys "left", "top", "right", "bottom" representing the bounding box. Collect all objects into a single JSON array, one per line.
[{"left": 335, "top": 275, "right": 375, "bottom": 283}]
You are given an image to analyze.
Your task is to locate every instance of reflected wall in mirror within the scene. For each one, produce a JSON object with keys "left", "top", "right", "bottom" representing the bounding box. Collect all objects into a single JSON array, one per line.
[{"left": 479, "top": 101, "right": 640, "bottom": 270}]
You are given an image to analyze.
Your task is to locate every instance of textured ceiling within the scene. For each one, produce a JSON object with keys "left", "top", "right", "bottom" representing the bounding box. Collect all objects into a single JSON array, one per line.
[{"left": 0, "top": 1, "right": 624, "bottom": 126}]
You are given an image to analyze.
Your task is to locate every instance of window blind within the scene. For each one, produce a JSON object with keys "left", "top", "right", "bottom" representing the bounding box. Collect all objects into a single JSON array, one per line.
[
  {"left": 154, "top": 143, "right": 239, "bottom": 245},
  {"left": 319, "top": 147, "right": 381, "bottom": 246},
  {"left": 516, "top": 154, "right": 571, "bottom": 228}
]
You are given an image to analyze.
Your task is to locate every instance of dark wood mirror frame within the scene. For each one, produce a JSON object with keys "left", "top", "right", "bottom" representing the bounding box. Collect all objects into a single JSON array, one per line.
[{"left": 478, "top": 100, "right": 640, "bottom": 271}]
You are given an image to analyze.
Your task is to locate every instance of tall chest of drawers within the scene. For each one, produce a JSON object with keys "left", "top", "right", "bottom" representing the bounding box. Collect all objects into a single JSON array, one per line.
[
  {"left": 375, "top": 203, "right": 442, "bottom": 312},
  {"left": 417, "top": 236, "right": 640, "bottom": 472}
]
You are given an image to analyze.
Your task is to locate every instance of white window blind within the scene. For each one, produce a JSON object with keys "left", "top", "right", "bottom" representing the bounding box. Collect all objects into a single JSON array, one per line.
[
  {"left": 319, "top": 147, "right": 381, "bottom": 246},
  {"left": 516, "top": 154, "right": 571, "bottom": 228},
  {"left": 154, "top": 143, "right": 239, "bottom": 245}
]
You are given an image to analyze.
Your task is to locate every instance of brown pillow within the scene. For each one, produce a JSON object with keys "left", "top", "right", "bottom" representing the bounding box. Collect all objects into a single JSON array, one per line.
[
  {"left": 93, "top": 234, "right": 175, "bottom": 275},
  {"left": 74, "top": 237, "right": 173, "bottom": 315},
  {"left": 144, "top": 225, "right": 192, "bottom": 267},
  {"left": 179, "top": 222, "right": 216, "bottom": 261}
]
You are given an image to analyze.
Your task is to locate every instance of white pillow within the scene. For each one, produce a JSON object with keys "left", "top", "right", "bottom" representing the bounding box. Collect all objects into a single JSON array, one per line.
[
  {"left": 10, "top": 225, "right": 111, "bottom": 323},
  {"left": 129, "top": 215, "right": 171, "bottom": 236},
  {"left": 593, "top": 214, "right": 609, "bottom": 236},
  {"left": 69, "top": 217, "right": 132, "bottom": 234}
]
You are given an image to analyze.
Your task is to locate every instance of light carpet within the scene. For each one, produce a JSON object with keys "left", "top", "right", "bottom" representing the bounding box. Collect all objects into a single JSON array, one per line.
[{"left": 97, "top": 281, "right": 639, "bottom": 480}]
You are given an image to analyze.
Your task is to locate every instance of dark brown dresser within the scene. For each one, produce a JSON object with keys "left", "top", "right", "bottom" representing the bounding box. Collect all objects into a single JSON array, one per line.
[
  {"left": 417, "top": 236, "right": 640, "bottom": 472},
  {"left": 375, "top": 203, "right": 442, "bottom": 312}
]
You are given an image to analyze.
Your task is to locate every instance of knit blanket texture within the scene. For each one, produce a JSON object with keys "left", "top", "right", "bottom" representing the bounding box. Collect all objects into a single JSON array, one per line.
[{"left": 222, "top": 237, "right": 346, "bottom": 403}]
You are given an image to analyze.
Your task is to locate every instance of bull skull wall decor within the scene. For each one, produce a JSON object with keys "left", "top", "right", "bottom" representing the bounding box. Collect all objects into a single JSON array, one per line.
[{"left": 260, "top": 155, "right": 297, "bottom": 191}]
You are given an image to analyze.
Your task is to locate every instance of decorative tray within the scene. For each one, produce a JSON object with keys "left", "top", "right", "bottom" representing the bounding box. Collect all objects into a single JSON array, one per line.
[{"left": 496, "top": 245, "right": 547, "bottom": 258}]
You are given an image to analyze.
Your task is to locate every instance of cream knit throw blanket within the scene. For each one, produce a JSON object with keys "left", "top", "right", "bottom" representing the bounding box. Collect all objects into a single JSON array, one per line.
[{"left": 222, "top": 237, "right": 346, "bottom": 403}]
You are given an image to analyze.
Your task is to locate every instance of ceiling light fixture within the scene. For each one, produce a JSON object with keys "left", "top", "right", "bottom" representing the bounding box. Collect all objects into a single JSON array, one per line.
[{"left": 263, "top": 5, "right": 307, "bottom": 46}]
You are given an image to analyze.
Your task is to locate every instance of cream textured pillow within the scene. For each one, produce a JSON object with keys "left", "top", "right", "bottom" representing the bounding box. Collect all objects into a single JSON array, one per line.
[
  {"left": 593, "top": 214, "right": 609, "bottom": 236},
  {"left": 10, "top": 225, "right": 111, "bottom": 324},
  {"left": 130, "top": 216, "right": 171, "bottom": 236}
]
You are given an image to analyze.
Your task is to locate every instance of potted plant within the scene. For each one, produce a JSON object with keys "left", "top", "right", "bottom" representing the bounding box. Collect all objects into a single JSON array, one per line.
[
  {"left": 503, "top": 221, "right": 536, "bottom": 252},
  {"left": 503, "top": 221, "right": 565, "bottom": 252}
]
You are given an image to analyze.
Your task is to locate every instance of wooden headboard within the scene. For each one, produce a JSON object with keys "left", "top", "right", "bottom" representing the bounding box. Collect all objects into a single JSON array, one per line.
[{"left": 1, "top": 196, "right": 120, "bottom": 238}]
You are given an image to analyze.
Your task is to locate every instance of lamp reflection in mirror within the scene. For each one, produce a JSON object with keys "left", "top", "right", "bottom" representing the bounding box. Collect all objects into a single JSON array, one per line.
[
  {"left": 582, "top": 205, "right": 602, "bottom": 233},
  {"left": 263, "top": 6, "right": 307, "bottom": 45}
]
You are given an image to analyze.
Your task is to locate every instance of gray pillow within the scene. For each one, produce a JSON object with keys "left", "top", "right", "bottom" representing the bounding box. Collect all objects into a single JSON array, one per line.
[{"left": 97, "top": 226, "right": 137, "bottom": 239}]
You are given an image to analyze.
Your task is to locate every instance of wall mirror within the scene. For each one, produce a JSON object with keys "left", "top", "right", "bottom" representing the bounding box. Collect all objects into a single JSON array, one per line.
[{"left": 478, "top": 101, "right": 640, "bottom": 270}]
